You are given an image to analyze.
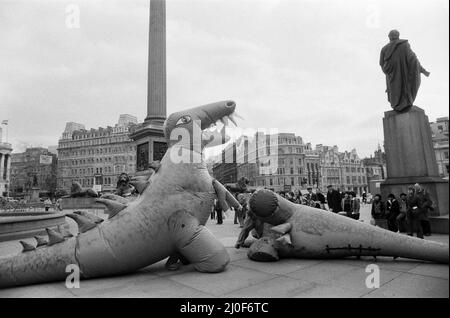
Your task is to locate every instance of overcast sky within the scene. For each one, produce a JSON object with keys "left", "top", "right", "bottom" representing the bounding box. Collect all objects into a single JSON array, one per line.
[{"left": 0, "top": 0, "right": 448, "bottom": 157}]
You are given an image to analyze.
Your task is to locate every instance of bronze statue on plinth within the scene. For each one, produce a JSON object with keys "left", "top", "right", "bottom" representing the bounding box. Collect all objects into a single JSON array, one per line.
[{"left": 380, "top": 30, "right": 430, "bottom": 112}]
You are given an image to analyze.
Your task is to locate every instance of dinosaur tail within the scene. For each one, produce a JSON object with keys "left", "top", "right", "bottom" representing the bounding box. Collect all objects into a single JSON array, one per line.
[
  {"left": 0, "top": 238, "right": 78, "bottom": 288},
  {"left": 0, "top": 211, "right": 174, "bottom": 289},
  {"left": 363, "top": 228, "right": 449, "bottom": 263}
]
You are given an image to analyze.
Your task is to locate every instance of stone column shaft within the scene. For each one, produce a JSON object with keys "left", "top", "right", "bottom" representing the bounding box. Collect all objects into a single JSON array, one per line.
[{"left": 145, "top": 0, "right": 166, "bottom": 124}]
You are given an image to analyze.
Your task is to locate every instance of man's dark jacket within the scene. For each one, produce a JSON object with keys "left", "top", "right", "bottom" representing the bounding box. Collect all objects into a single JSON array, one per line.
[{"left": 327, "top": 190, "right": 342, "bottom": 212}]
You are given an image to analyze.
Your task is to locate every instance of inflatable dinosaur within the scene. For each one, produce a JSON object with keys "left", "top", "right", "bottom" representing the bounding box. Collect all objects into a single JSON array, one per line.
[
  {"left": 246, "top": 189, "right": 449, "bottom": 264},
  {"left": 0, "top": 100, "right": 241, "bottom": 288}
]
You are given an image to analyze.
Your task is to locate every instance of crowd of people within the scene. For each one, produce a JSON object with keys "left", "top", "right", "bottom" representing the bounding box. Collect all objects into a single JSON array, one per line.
[{"left": 371, "top": 183, "right": 433, "bottom": 239}]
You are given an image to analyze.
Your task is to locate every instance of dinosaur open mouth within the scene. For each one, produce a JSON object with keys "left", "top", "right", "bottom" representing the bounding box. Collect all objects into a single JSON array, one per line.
[{"left": 202, "top": 111, "right": 242, "bottom": 148}]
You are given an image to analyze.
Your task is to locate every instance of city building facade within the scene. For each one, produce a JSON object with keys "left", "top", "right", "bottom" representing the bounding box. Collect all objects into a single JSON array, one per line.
[
  {"left": 213, "top": 132, "right": 311, "bottom": 193},
  {"left": 305, "top": 143, "right": 321, "bottom": 189},
  {"left": 0, "top": 127, "right": 13, "bottom": 197},
  {"left": 430, "top": 117, "right": 449, "bottom": 178},
  {"left": 363, "top": 145, "right": 387, "bottom": 194},
  {"left": 57, "top": 114, "right": 138, "bottom": 193},
  {"left": 339, "top": 149, "right": 368, "bottom": 195},
  {"left": 317, "top": 144, "right": 342, "bottom": 190},
  {"left": 9, "top": 147, "right": 57, "bottom": 198}
]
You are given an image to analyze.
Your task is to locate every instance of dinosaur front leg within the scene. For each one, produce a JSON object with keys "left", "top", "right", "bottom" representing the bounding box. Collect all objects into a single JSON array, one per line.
[{"left": 168, "top": 210, "right": 229, "bottom": 273}]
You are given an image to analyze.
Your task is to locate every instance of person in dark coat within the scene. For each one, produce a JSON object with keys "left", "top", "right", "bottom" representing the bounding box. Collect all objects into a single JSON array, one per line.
[
  {"left": 397, "top": 193, "right": 408, "bottom": 233},
  {"left": 305, "top": 187, "right": 318, "bottom": 206},
  {"left": 215, "top": 199, "right": 223, "bottom": 225},
  {"left": 406, "top": 186, "right": 424, "bottom": 239},
  {"left": 386, "top": 193, "right": 400, "bottom": 232},
  {"left": 341, "top": 192, "right": 353, "bottom": 217},
  {"left": 316, "top": 188, "right": 326, "bottom": 210},
  {"left": 414, "top": 183, "right": 433, "bottom": 236},
  {"left": 371, "top": 194, "right": 387, "bottom": 229},
  {"left": 326, "top": 185, "right": 342, "bottom": 213},
  {"left": 350, "top": 191, "right": 360, "bottom": 220}
]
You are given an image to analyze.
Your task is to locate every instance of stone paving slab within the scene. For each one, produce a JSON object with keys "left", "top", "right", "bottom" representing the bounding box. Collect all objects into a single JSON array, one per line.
[
  {"left": 362, "top": 272, "right": 449, "bottom": 298},
  {"left": 167, "top": 264, "right": 277, "bottom": 297},
  {"left": 232, "top": 257, "right": 323, "bottom": 275},
  {"left": 0, "top": 281, "right": 76, "bottom": 298},
  {"left": 221, "top": 276, "right": 319, "bottom": 298}
]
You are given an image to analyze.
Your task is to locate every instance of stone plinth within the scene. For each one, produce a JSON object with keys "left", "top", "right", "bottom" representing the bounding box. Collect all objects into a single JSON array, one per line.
[
  {"left": 380, "top": 106, "right": 449, "bottom": 232},
  {"left": 129, "top": 122, "right": 167, "bottom": 176}
]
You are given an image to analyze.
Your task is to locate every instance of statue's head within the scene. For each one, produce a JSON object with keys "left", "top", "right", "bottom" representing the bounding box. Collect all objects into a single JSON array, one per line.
[{"left": 388, "top": 29, "right": 400, "bottom": 41}]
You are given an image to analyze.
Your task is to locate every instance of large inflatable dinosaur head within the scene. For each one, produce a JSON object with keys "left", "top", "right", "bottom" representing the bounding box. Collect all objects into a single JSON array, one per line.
[{"left": 163, "top": 100, "right": 237, "bottom": 151}]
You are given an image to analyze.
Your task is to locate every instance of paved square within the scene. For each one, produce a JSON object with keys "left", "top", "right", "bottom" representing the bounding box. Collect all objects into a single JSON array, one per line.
[{"left": 0, "top": 205, "right": 448, "bottom": 298}]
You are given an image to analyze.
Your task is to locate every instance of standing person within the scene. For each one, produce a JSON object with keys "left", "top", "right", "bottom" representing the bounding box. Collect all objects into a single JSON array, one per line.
[
  {"left": 397, "top": 193, "right": 408, "bottom": 233},
  {"left": 293, "top": 190, "right": 301, "bottom": 204},
  {"left": 316, "top": 188, "right": 326, "bottom": 210},
  {"left": 215, "top": 200, "right": 223, "bottom": 225},
  {"left": 306, "top": 187, "right": 317, "bottom": 206},
  {"left": 326, "top": 185, "right": 342, "bottom": 213},
  {"left": 386, "top": 194, "right": 400, "bottom": 232},
  {"left": 341, "top": 192, "right": 353, "bottom": 217},
  {"left": 371, "top": 194, "right": 387, "bottom": 229},
  {"left": 210, "top": 201, "right": 216, "bottom": 220},
  {"left": 406, "top": 186, "right": 423, "bottom": 238},
  {"left": 350, "top": 192, "right": 360, "bottom": 220},
  {"left": 414, "top": 183, "right": 433, "bottom": 236},
  {"left": 362, "top": 192, "right": 367, "bottom": 204},
  {"left": 44, "top": 198, "right": 52, "bottom": 212},
  {"left": 235, "top": 194, "right": 247, "bottom": 227},
  {"left": 55, "top": 197, "right": 62, "bottom": 211}
]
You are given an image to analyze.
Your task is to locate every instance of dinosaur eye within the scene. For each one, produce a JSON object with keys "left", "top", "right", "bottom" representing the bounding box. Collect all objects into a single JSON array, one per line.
[{"left": 176, "top": 115, "right": 191, "bottom": 126}]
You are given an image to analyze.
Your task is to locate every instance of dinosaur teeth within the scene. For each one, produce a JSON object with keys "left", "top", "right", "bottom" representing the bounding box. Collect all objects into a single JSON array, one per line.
[
  {"left": 46, "top": 228, "right": 65, "bottom": 246},
  {"left": 220, "top": 116, "right": 229, "bottom": 126},
  {"left": 228, "top": 114, "right": 238, "bottom": 126},
  {"left": 20, "top": 240, "right": 36, "bottom": 252},
  {"left": 233, "top": 112, "right": 244, "bottom": 120}
]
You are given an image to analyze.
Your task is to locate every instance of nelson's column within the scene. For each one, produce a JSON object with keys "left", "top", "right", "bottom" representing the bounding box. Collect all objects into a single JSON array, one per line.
[{"left": 130, "top": 0, "right": 168, "bottom": 174}]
